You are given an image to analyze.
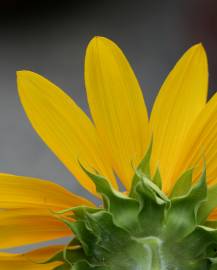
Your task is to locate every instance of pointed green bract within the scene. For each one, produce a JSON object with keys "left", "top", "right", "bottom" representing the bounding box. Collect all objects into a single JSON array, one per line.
[
  {"left": 152, "top": 167, "right": 162, "bottom": 189},
  {"left": 80, "top": 165, "right": 140, "bottom": 233},
  {"left": 163, "top": 169, "right": 207, "bottom": 240},
  {"left": 198, "top": 184, "right": 217, "bottom": 223},
  {"left": 170, "top": 168, "right": 193, "bottom": 198},
  {"left": 133, "top": 170, "right": 169, "bottom": 238},
  {"left": 130, "top": 141, "right": 153, "bottom": 196},
  {"left": 42, "top": 149, "right": 217, "bottom": 269}
]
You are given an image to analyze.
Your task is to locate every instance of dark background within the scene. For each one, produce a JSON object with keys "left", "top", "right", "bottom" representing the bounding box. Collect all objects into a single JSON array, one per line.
[{"left": 0, "top": 0, "right": 217, "bottom": 253}]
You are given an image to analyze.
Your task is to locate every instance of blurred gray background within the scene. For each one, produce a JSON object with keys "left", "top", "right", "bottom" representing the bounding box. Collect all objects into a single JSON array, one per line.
[{"left": 0, "top": 0, "right": 217, "bottom": 253}]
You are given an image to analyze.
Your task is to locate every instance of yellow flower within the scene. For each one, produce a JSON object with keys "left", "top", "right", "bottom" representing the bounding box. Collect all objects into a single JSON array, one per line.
[{"left": 1, "top": 36, "right": 216, "bottom": 268}]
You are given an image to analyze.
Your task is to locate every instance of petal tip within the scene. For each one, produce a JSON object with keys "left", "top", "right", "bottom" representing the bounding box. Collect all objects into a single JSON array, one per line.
[
  {"left": 88, "top": 36, "right": 114, "bottom": 48},
  {"left": 16, "top": 70, "right": 25, "bottom": 79},
  {"left": 190, "top": 43, "right": 207, "bottom": 56},
  {"left": 16, "top": 70, "right": 35, "bottom": 84},
  {"left": 89, "top": 35, "right": 102, "bottom": 45},
  {"left": 183, "top": 43, "right": 208, "bottom": 72}
]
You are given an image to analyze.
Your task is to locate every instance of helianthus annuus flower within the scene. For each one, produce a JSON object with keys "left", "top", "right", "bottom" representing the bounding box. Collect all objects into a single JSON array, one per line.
[{"left": 1, "top": 36, "right": 217, "bottom": 269}]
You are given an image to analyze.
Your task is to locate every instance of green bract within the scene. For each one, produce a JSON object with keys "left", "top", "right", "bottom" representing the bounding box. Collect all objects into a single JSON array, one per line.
[{"left": 44, "top": 149, "right": 217, "bottom": 270}]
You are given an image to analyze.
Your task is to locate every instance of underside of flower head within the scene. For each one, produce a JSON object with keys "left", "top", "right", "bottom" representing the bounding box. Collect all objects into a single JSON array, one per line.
[{"left": 41, "top": 147, "right": 217, "bottom": 270}]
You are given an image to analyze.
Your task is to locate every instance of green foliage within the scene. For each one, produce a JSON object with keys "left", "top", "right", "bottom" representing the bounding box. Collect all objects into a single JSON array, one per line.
[
  {"left": 170, "top": 169, "right": 193, "bottom": 198},
  {"left": 41, "top": 145, "right": 217, "bottom": 270}
]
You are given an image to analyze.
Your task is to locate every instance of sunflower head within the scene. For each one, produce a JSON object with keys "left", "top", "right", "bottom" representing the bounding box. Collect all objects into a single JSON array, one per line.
[{"left": 43, "top": 147, "right": 217, "bottom": 270}]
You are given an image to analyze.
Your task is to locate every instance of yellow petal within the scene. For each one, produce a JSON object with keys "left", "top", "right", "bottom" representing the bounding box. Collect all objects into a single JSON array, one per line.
[
  {"left": 0, "top": 208, "right": 71, "bottom": 248},
  {"left": 150, "top": 44, "right": 208, "bottom": 193},
  {"left": 171, "top": 93, "right": 217, "bottom": 187},
  {"left": 17, "top": 71, "right": 117, "bottom": 195},
  {"left": 85, "top": 37, "right": 149, "bottom": 189},
  {"left": 0, "top": 245, "right": 63, "bottom": 270},
  {"left": 0, "top": 173, "right": 93, "bottom": 209}
]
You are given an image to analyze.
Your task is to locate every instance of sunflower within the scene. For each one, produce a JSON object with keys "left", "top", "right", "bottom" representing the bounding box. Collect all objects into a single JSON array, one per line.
[{"left": 1, "top": 37, "right": 217, "bottom": 269}]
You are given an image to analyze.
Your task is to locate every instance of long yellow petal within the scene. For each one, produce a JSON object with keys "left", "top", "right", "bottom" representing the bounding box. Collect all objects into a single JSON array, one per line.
[
  {"left": 171, "top": 93, "right": 217, "bottom": 187},
  {"left": 0, "top": 208, "right": 71, "bottom": 248},
  {"left": 150, "top": 44, "right": 208, "bottom": 193},
  {"left": 85, "top": 37, "right": 149, "bottom": 189},
  {"left": 17, "top": 71, "right": 117, "bottom": 195},
  {"left": 0, "top": 245, "right": 63, "bottom": 269},
  {"left": 0, "top": 173, "right": 93, "bottom": 209}
]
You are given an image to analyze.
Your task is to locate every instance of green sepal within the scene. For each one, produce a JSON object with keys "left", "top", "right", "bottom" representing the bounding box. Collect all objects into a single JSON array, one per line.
[
  {"left": 63, "top": 210, "right": 149, "bottom": 270},
  {"left": 42, "top": 239, "right": 86, "bottom": 269},
  {"left": 163, "top": 169, "right": 207, "bottom": 240},
  {"left": 82, "top": 211, "right": 150, "bottom": 270},
  {"left": 152, "top": 167, "right": 162, "bottom": 189},
  {"left": 198, "top": 184, "right": 217, "bottom": 223},
  {"left": 58, "top": 208, "right": 145, "bottom": 268},
  {"left": 180, "top": 225, "right": 217, "bottom": 258},
  {"left": 55, "top": 206, "right": 100, "bottom": 220},
  {"left": 62, "top": 218, "right": 97, "bottom": 256},
  {"left": 136, "top": 141, "right": 152, "bottom": 179},
  {"left": 54, "top": 259, "right": 95, "bottom": 270},
  {"left": 170, "top": 168, "right": 193, "bottom": 198},
  {"left": 134, "top": 171, "right": 169, "bottom": 236},
  {"left": 52, "top": 249, "right": 85, "bottom": 270},
  {"left": 80, "top": 165, "right": 140, "bottom": 233},
  {"left": 129, "top": 142, "right": 152, "bottom": 196},
  {"left": 135, "top": 170, "right": 169, "bottom": 204}
]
